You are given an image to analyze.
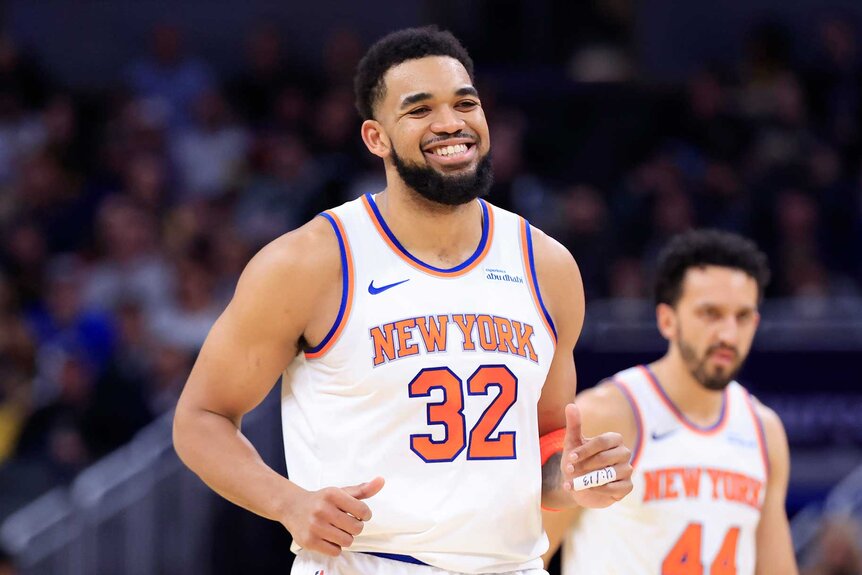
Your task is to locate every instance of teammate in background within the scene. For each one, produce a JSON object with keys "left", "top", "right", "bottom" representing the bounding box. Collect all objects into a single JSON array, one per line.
[
  {"left": 173, "top": 26, "right": 632, "bottom": 575},
  {"left": 542, "top": 229, "right": 799, "bottom": 575}
]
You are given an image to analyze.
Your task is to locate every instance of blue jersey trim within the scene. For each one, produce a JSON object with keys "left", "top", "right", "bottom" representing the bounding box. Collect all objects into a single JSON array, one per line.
[
  {"left": 306, "top": 213, "right": 348, "bottom": 354},
  {"left": 363, "top": 552, "right": 430, "bottom": 566},
  {"left": 364, "top": 192, "right": 490, "bottom": 274},
  {"left": 524, "top": 221, "right": 557, "bottom": 340}
]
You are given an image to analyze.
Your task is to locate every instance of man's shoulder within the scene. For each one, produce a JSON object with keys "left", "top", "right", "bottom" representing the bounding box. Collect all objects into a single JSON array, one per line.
[
  {"left": 576, "top": 379, "right": 639, "bottom": 440},
  {"left": 243, "top": 216, "right": 342, "bottom": 290}
]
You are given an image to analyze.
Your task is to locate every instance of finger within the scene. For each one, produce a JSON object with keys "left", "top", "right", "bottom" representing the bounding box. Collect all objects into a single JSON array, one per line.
[
  {"left": 565, "top": 445, "right": 630, "bottom": 477},
  {"left": 343, "top": 476, "right": 385, "bottom": 501},
  {"left": 562, "top": 403, "right": 585, "bottom": 455},
  {"left": 583, "top": 479, "right": 634, "bottom": 501},
  {"left": 331, "top": 510, "right": 365, "bottom": 536},
  {"left": 336, "top": 477, "right": 385, "bottom": 521},
  {"left": 566, "top": 463, "right": 633, "bottom": 491},
  {"left": 307, "top": 538, "right": 342, "bottom": 557},
  {"left": 329, "top": 491, "right": 373, "bottom": 522},
  {"left": 571, "top": 431, "right": 623, "bottom": 462},
  {"left": 319, "top": 523, "right": 356, "bottom": 549}
]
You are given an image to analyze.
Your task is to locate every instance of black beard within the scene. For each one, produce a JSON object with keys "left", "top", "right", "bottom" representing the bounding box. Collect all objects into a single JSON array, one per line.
[
  {"left": 391, "top": 146, "right": 493, "bottom": 206},
  {"left": 677, "top": 328, "right": 742, "bottom": 391}
]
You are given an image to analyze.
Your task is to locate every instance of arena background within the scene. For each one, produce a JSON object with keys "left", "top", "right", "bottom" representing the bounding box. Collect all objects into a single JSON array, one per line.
[{"left": 0, "top": 1, "right": 861, "bottom": 573}]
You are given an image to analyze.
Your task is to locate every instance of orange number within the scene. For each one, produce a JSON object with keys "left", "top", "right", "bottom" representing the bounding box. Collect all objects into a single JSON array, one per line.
[
  {"left": 662, "top": 523, "right": 703, "bottom": 575},
  {"left": 711, "top": 527, "right": 739, "bottom": 575},
  {"left": 408, "top": 368, "right": 465, "bottom": 462},
  {"left": 467, "top": 365, "right": 517, "bottom": 459},
  {"left": 662, "top": 523, "right": 740, "bottom": 575},
  {"left": 409, "top": 365, "right": 518, "bottom": 462}
]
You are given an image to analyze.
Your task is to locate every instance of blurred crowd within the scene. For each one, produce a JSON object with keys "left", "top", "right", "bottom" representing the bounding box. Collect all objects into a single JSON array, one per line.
[{"left": 0, "top": 12, "right": 862, "bottom": 537}]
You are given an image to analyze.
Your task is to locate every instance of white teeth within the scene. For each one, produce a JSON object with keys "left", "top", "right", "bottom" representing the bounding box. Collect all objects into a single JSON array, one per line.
[{"left": 433, "top": 143, "right": 469, "bottom": 157}]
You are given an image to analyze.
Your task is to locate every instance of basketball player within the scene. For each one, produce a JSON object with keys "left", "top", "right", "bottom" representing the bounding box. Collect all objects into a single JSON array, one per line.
[
  {"left": 173, "top": 26, "right": 633, "bottom": 575},
  {"left": 542, "top": 229, "right": 798, "bottom": 575}
]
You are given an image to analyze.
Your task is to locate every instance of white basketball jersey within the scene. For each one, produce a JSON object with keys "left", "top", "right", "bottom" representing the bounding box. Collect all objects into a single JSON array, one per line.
[
  {"left": 281, "top": 193, "right": 557, "bottom": 573},
  {"left": 563, "top": 365, "right": 769, "bottom": 575}
]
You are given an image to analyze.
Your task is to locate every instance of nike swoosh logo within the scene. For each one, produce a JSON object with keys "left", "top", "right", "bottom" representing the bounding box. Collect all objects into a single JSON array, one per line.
[
  {"left": 651, "top": 428, "right": 679, "bottom": 441},
  {"left": 368, "top": 279, "right": 410, "bottom": 295}
]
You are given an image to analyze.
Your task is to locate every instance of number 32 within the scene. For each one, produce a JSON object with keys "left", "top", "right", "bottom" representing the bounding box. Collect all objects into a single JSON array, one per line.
[{"left": 408, "top": 365, "right": 518, "bottom": 462}]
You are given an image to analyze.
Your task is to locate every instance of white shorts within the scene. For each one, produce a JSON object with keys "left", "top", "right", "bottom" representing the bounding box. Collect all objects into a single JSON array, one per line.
[{"left": 291, "top": 550, "right": 549, "bottom": 575}]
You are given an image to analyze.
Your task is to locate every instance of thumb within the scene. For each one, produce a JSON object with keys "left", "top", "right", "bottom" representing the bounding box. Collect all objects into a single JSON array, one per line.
[
  {"left": 343, "top": 476, "right": 385, "bottom": 500},
  {"left": 563, "top": 403, "right": 585, "bottom": 452}
]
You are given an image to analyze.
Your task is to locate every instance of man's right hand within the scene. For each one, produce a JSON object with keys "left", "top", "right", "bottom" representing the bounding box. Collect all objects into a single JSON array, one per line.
[{"left": 282, "top": 477, "right": 385, "bottom": 556}]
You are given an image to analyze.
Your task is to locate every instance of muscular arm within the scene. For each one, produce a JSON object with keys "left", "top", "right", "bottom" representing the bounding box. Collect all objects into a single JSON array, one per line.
[
  {"left": 529, "top": 228, "right": 632, "bottom": 510},
  {"left": 173, "top": 218, "right": 380, "bottom": 556},
  {"left": 754, "top": 402, "right": 799, "bottom": 575},
  {"left": 542, "top": 382, "right": 638, "bottom": 566}
]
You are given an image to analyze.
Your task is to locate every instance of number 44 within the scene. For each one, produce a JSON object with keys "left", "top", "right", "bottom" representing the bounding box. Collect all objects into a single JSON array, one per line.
[{"left": 663, "top": 523, "right": 740, "bottom": 575}]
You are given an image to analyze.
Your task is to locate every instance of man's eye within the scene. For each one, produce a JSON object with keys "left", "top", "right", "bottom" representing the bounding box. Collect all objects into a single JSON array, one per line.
[{"left": 409, "top": 107, "right": 430, "bottom": 115}]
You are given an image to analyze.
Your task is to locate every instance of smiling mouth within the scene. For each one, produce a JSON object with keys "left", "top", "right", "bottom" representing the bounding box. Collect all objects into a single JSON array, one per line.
[
  {"left": 422, "top": 142, "right": 478, "bottom": 167},
  {"left": 428, "top": 143, "right": 472, "bottom": 157}
]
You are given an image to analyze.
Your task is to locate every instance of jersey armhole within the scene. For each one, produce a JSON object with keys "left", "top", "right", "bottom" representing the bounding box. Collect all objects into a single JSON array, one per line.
[
  {"left": 608, "top": 378, "right": 644, "bottom": 470},
  {"left": 304, "top": 211, "right": 354, "bottom": 358},
  {"left": 519, "top": 218, "right": 557, "bottom": 345},
  {"left": 743, "top": 391, "right": 771, "bottom": 480}
]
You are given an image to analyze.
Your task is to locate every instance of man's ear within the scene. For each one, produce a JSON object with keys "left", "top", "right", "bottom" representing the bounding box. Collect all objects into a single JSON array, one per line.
[
  {"left": 361, "top": 119, "right": 391, "bottom": 159},
  {"left": 656, "top": 303, "right": 676, "bottom": 341}
]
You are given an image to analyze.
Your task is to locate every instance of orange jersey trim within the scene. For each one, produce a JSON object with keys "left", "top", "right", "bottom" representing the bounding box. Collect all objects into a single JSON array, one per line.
[
  {"left": 609, "top": 378, "right": 645, "bottom": 469},
  {"left": 305, "top": 211, "right": 354, "bottom": 359},
  {"left": 743, "top": 391, "right": 771, "bottom": 480}
]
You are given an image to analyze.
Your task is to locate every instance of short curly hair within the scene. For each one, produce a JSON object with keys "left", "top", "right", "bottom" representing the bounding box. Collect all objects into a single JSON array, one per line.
[
  {"left": 654, "top": 229, "right": 771, "bottom": 306},
  {"left": 353, "top": 26, "right": 475, "bottom": 121}
]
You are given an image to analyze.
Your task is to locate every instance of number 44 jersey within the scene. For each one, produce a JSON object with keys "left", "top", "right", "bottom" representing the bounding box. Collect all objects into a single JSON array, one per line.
[
  {"left": 281, "top": 193, "right": 557, "bottom": 573},
  {"left": 563, "top": 365, "right": 769, "bottom": 575}
]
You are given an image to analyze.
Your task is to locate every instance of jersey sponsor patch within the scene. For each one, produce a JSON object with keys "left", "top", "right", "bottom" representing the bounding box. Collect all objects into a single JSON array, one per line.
[{"left": 484, "top": 267, "right": 524, "bottom": 284}]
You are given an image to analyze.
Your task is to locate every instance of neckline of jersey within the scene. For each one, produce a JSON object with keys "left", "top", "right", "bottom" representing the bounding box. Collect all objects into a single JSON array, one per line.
[
  {"left": 361, "top": 192, "right": 493, "bottom": 277},
  {"left": 640, "top": 364, "right": 730, "bottom": 434}
]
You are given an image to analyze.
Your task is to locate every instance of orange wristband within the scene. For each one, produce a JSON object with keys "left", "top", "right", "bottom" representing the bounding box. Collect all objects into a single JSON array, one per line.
[
  {"left": 540, "top": 428, "right": 566, "bottom": 466},
  {"left": 540, "top": 428, "right": 567, "bottom": 512}
]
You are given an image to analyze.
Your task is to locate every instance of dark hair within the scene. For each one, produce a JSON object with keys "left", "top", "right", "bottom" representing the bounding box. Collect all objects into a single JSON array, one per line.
[
  {"left": 353, "top": 25, "right": 474, "bottom": 121},
  {"left": 654, "top": 229, "right": 771, "bottom": 306}
]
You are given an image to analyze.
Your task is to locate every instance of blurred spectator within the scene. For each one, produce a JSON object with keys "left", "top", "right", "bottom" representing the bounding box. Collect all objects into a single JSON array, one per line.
[
  {"left": 228, "top": 24, "right": 315, "bottom": 127},
  {"left": 148, "top": 255, "right": 221, "bottom": 354},
  {"left": 81, "top": 196, "right": 173, "bottom": 314},
  {"left": 13, "top": 150, "right": 94, "bottom": 253},
  {"left": 803, "top": 15, "right": 862, "bottom": 151},
  {"left": 146, "top": 342, "right": 193, "bottom": 415},
  {"left": 171, "top": 88, "right": 249, "bottom": 200},
  {"left": 125, "top": 23, "right": 214, "bottom": 129},
  {"left": 555, "top": 185, "right": 614, "bottom": 299},
  {"left": 321, "top": 27, "right": 363, "bottom": 90},
  {"left": 26, "top": 256, "right": 116, "bottom": 399},
  {"left": 802, "top": 516, "right": 862, "bottom": 575},
  {"left": 0, "top": 33, "right": 50, "bottom": 110},
  {"left": 235, "top": 132, "right": 322, "bottom": 245},
  {"left": 14, "top": 345, "right": 99, "bottom": 482},
  {"left": 2, "top": 221, "right": 48, "bottom": 309}
]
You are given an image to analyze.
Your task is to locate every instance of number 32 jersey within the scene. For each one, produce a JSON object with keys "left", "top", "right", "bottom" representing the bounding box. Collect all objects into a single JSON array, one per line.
[
  {"left": 563, "top": 365, "right": 769, "bottom": 575},
  {"left": 281, "top": 193, "right": 557, "bottom": 573}
]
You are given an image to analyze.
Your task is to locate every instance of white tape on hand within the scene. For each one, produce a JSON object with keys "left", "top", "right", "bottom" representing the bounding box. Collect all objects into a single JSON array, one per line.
[{"left": 572, "top": 466, "right": 617, "bottom": 491}]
